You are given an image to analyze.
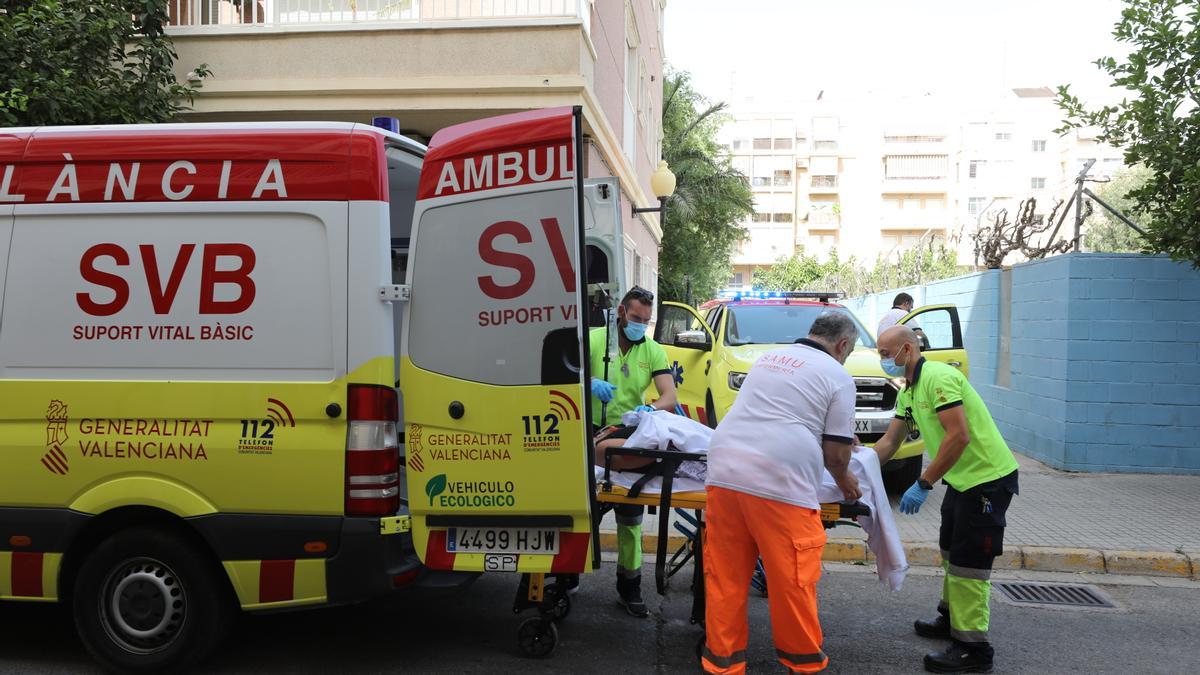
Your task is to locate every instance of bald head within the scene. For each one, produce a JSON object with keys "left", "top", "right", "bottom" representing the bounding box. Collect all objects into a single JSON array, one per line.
[{"left": 879, "top": 325, "right": 921, "bottom": 354}]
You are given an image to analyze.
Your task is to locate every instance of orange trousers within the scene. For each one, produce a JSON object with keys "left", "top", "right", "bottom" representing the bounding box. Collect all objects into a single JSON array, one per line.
[{"left": 702, "top": 486, "right": 829, "bottom": 674}]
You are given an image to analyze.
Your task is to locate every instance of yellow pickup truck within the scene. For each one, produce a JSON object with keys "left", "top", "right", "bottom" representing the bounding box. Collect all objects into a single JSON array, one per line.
[{"left": 652, "top": 291, "right": 969, "bottom": 492}]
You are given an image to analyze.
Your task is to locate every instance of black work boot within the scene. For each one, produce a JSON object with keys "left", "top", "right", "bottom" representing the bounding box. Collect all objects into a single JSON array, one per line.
[
  {"left": 924, "top": 642, "right": 994, "bottom": 673},
  {"left": 914, "top": 608, "right": 951, "bottom": 639},
  {"left": 616, "top": 575, "right": 649, "bottom": 618}
]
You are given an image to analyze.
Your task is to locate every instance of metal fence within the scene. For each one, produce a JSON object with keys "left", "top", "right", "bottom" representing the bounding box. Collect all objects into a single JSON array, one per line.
[{"left": 168, "top": 0, "right": 588, "bottom": 30}]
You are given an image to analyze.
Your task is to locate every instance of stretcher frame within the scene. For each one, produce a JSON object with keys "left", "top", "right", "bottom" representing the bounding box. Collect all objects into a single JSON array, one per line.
[{"left": 595, "top": 445, "right": 870, "bottom": 624}]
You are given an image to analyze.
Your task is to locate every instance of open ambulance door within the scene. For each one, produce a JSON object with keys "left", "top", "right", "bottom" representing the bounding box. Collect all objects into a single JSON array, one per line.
[
  {"left": 400, "top": 107, "right": 594, "bottom": 575},
  {"left": 654, "top": 302, "right": 715, "bottom": 426},
  {"left": 899, "top": 304, "right": 970, "bottom": 377}
]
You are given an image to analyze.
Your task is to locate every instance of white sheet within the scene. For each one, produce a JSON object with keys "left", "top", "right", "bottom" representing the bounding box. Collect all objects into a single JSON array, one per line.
[{"left": 595, "top": 438, "right": 908, "bottom": 591}]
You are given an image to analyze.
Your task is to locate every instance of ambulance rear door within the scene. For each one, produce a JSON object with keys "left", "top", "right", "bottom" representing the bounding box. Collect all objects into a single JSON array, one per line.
[{"left": 400, "top": 107, "right": 593, "bottom": 574}]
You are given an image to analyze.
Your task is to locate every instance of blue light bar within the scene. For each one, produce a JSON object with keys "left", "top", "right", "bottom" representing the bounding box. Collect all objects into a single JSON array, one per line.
[{"left": 372, "top": 116, "right": 400, "bottom": 133}]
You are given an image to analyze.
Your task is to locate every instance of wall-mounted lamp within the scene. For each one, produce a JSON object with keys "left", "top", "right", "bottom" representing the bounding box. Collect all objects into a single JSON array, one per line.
[{"left": 632, "top": 160, "right": 677, "bottom": 216}]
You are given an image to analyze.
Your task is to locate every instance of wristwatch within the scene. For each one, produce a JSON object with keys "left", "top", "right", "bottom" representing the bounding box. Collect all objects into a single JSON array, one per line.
[{"left": 917, "top": 478, "right": 933, "bottom": 490}]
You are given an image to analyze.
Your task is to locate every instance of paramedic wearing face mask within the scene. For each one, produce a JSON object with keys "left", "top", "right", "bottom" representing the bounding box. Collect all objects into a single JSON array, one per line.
[
  {"left": 588, "top": 286, "right": 678, "bottom": 617},
  {"left": 873, "top": 325, "right": 1019, "bottom": 674},
  {"left": 702, "top": 312, "right": 863, "bottom": 675}
]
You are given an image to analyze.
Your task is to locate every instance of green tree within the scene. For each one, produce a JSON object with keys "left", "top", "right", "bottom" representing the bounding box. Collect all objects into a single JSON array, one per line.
[
  {"left": 1057, "top": 0, "right": 1200, "bottom": 267},
  {"left": 755, "top": 241, "right": 963, "bottom": 298},
  {"left": 1084, "top": 165, "right": 1152, "bottom": 252},
  {"left": 0, "top": 0, "right": 208, "bottom": 126},
  {"left": 657, "top": 70, "right": 753, "bottom": 304}
]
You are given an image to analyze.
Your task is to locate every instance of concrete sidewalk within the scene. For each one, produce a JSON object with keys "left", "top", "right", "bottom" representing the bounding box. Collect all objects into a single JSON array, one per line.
[{"left": 597, "top": 452, "right": 1200, "bottom": 579}]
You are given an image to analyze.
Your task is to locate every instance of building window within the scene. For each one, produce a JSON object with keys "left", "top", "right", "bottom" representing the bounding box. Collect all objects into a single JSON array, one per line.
[
  {"left": 753, "top": 138, "right": 772, "bottom": 150},
  {"left": 773, "top": 170, "right": 792, "bottom": 186},
  {"left": 967, "top": 197, "right": 986, "bottom": 216},
  {"left": 811, "top": 175, "right": 838, "bottom": 188},
  {"left": 731, "top": 139, "right": 747, "bottom": 150},
  {"left": 1030, "top": 177, "right": 1046, "bottom": 190},
  {"left": 772, "top": 213, "right": 793, "bottom": 223},
  {"left": 1032, "top": 139, "right": 1047, "bottom": 152},
  {"left": 994, "top": 132, "right": 1012, "bottom": 141},
  {"left": 751, "top": 212, "right": 772, "bottom": 223},
  {"left": 752, "top": 176, "right": 772, "bottom": 187},
  {"left": 884, "top": 155, "right": 948, "bottom": 180},
  {"left": 969, "top": 160, "right": 984, "bottom": 179},
  {"left": 884, "top": 135, "right": 945, "bottom": 143},
  {"left": 813, "top": 140, "right": 838, "bottom": 151},
  {"left": 774, "top": 137, "right": 793, "bottom": 150},
  {"left": 729, "top": 272, "right": 744, "bottom": 287}
]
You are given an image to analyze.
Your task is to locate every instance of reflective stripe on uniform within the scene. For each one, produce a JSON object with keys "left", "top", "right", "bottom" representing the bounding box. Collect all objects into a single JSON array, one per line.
[
  {"left": 617, "top": 522, "right": 642, "bottom": 574},
  {"left": 703, "top": 646, "right": 747, "bottom": 668},
  {"left": 948, "top": 563, "right": 992, "bottom": 581},
  {"left": 776, "top": 647, "right": 829, "bottom": 666}
]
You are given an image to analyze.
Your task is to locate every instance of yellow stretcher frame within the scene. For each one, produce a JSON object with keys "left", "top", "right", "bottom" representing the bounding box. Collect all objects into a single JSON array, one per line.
[{"left": 594, "top": 445, "right": 870, "bottom": 624}]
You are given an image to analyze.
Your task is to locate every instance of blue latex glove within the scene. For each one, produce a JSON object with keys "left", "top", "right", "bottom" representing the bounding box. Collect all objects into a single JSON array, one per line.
[
  {"left": 634, "top": 404, "right": 655, "bottom": 413},
  {"left": 591, "top": 378, "right": 616, "bottom": 403},
  {"left": 899, "top": 481, "right": 930, "bottom": 515}
]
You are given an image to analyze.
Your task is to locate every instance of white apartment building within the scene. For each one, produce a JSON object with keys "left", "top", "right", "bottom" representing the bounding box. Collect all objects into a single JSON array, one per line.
[{"left": 721, "top": 87, "right": 1123, "bottom": 287}]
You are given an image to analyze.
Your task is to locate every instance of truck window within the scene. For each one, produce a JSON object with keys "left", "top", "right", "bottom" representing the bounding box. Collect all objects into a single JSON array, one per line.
[{"left": 725, "top": 305, "right": 876, "bottom": 348}]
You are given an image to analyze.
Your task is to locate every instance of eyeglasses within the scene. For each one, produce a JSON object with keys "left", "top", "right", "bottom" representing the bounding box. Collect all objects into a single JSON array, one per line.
[{"left": 625, "top": 286, "right": 655, "bottom": 304}]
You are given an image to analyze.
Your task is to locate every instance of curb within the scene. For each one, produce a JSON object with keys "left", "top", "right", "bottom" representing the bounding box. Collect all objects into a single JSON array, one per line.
[{"left": 598, "top": 532, "right": 1197, "bottom": 579}]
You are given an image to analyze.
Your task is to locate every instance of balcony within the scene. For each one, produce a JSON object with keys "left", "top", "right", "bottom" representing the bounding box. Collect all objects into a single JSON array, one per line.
[
  {"left": 168, "top": 0, "right": 589, "bottom": 32},
  {"left": 881, "top": 177, "right": 949, "bottom": 193},
  {"left": 808, "top": 211, "right": 840, "bottom": 228},
  {"left": 809, "top": 175, "right": 839, "bottom": 193}
]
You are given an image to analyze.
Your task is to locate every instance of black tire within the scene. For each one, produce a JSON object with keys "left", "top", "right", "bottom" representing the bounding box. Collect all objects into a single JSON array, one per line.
[
  {"left": 517, "top": 617, "right": 558, "bottom": 658},
  {"left": 72, "top": 527, "right": 235, "bottom": 673},
  {"left": 882, "top": 455, "right": 923, "bottom": 495},
  {"left": 538, "top": 584, "right": 571, "bottom": 621}
]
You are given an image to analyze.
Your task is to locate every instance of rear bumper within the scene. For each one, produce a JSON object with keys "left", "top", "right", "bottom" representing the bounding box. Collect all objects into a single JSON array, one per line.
[{"left": 325, "top": 516, "right": 420, "bottom": 605}]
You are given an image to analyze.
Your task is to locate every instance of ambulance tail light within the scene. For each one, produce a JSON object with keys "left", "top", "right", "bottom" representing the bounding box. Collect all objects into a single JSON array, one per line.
[{"left": 345, "top": 384, "right": 400, "bottom": 517}]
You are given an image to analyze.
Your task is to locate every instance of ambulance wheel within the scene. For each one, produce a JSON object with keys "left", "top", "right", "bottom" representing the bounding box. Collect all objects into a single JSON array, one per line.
[
  {"left": 72, "top": 527, "right": 234, "bottom": 673},
  {"left": 517, "top": 617, "right": 559, "bottom": 658},
  {"left": 538, "top": 584, "right": 571, "bottom": 621}
]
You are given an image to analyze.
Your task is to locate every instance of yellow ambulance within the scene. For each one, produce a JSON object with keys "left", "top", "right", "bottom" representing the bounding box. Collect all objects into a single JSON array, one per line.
[{"left": 0, "top": 107, "right": 602, "bottom": 671}]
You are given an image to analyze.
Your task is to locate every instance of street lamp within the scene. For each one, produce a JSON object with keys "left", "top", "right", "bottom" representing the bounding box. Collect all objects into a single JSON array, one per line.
[{"left": 631, "top": 160, "right": 677, "bottom": 216}]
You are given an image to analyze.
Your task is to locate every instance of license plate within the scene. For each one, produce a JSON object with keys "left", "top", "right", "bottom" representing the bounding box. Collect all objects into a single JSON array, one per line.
[
  {"left": 446, "top": 528, "right": 560, "bottom": 555},
  {"left": 854, "top": 418, "right": 890, "bottom": 434}
]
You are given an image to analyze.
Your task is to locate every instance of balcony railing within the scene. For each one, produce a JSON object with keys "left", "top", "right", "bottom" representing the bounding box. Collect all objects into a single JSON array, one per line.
[
  {"left": 808, "top": 212, "right": 840, "bottom": 227},
  {"left": 168, "top": 0, "right": 589, "bottom": 32},
  {"left": 809, "top": 175, "right": 839, "bottom": 191}
]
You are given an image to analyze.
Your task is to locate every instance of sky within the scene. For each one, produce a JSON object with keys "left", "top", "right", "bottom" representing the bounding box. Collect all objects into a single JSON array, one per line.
[{"left": 663, "top": 0, "right": 1131, "bottom": 111}]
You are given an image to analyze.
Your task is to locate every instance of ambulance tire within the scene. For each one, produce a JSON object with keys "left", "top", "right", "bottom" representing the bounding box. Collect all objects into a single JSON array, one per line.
[
  {"left": 538, "top": 584, "right": 571, "bottom": 621},
  {"left": 517, "top": 617, "right": 559, "bottom": 658},
  {"left": 72, "top": 527, "right": 234, "bottom": 674}
]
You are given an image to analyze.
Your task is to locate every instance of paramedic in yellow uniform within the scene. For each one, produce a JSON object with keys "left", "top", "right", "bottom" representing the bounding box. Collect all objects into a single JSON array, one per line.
[
  {"left": 874, "top": 325, "right": 1019, "bottom": 674},
  {"left": 588, "top": 286, "right": 677, "bottom": 617}
]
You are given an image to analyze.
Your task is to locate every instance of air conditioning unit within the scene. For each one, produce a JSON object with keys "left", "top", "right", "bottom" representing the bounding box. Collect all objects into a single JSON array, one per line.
[{"left": 795, "top": 157, "right": 809, "bottom": 168}]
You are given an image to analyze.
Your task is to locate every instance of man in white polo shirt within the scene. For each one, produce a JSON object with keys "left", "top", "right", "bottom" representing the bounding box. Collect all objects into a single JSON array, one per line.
[
  {"left": 701, "top": 312, "right": 863, "bottom": 675},
  {"left": 877, "top": 292, "right": 925, "bottom": 346}
]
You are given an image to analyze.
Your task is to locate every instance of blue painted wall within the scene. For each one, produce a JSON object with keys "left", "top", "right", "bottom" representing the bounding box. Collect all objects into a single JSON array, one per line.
[{"left": 846, "top": 253, "right": 1200, "bottom": 474}]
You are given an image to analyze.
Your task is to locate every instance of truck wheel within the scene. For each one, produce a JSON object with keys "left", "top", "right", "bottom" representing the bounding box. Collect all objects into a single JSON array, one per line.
[
  {"left": 882, "top": 456, "right": 923, "bottom": 495},
  {"left": 72, "top": 527, "right": 234, "bottom": 673}
]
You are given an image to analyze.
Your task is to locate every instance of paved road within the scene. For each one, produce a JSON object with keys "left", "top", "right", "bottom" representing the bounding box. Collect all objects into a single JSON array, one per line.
[{"left": 2, "top": 559, "right": 1197, "bottom": 674}]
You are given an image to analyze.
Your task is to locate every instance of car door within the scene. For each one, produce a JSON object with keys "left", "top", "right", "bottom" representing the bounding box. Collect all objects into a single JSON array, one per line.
[
  {"left": 899, "top": 304, "right": 969, "bottom": 377},
  {"left": 400, "top": 107, "right": 593, "bottom": 574},
  {"left": 653, "top": 301, "right": 715, "bottom": 426}
]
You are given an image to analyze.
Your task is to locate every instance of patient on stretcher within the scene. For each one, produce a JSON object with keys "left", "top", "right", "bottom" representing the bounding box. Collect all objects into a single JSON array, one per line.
[{"left": 596, "top": 410, "right": 910, "bottom": 591}]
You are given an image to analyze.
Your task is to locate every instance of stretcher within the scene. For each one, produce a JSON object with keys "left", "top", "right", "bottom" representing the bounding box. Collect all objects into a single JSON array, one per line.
[{"left": 594, "top": 444, "right": 870, "bottom": 625}]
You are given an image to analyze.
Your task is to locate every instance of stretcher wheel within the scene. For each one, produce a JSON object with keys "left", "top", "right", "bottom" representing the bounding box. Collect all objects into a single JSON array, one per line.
[
  {"left": 517, "top": 617, "right": 558, "bottom": 658},
  {"left": 538, "top": 585, "right": 571, "bottom": 621}
]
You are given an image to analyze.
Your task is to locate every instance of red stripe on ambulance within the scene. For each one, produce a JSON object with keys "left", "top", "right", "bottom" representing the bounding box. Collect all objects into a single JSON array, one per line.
[
  {"left": 258, "top": 560, "right": 296, "bottom": 603},
  {"left": 11, "top": 551, "right": 43, "bottom": 597},
  {"left": 549, "top": 532, "right": 591, "bottom": 573},
  {"left": 424, "top": 530, "right": 457, "bottom": 570},
  {"left": 0, "top": 126, "right": 388, "bottom": 204}
]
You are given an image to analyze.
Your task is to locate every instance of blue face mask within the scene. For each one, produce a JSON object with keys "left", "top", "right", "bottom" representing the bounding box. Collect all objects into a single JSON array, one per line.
[
  {"left": 880, "top": 358, "right": 906, "bottom": 377},
  {"left": 880, "top": 346, "right": 908, "bottom": 377},
  {"left": 623, "top": 320, "right": 648, "bottom": 342}
]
